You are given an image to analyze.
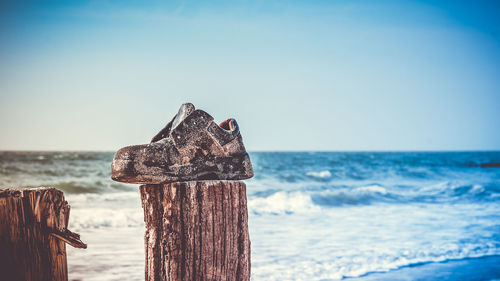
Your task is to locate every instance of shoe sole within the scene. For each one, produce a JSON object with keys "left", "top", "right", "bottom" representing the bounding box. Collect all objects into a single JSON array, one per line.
[{"left": 111, "top": 153, "right": 254, "bottom": 184}]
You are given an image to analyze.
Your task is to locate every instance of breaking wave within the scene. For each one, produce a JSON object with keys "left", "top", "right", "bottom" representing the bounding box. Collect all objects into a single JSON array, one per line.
[
  {"left": 248, "top": 191, "right": 320, "bottom": 215},
  {"left": 69, "top": 207, "right": 144, "bottom": 231},
  {"left": 306, "top": 170, "right": 332, "bottom": 179},
  {"left": 248, "top": 181, "right": 499, "bottom": 214}
]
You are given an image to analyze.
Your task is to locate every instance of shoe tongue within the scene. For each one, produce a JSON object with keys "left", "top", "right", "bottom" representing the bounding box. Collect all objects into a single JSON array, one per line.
[
  {"left": 150, "top": 103, "right": 195, "bottom": 143},
  {"left": 171, "top": 103, "right": 195, "bottom": 130}
]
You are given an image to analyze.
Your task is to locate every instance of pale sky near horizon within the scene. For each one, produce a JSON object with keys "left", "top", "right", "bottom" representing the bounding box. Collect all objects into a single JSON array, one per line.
[{"left": 0, "top": 0, "right": 499, "bottom": 151}]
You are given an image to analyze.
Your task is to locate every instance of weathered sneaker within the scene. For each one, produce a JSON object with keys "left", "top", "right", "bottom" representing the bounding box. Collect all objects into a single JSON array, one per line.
[{"left": 111, "top": 103, "right": 254, "bottom": 184}]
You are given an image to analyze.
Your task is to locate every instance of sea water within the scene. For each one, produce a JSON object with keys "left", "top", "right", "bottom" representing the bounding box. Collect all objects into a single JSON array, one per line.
[{"left": 0, "top": 151, "right": 499, "bottom": 280}]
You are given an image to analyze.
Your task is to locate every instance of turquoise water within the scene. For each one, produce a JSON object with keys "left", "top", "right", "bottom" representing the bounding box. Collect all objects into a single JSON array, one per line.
[{"left": 1, "top": 151, "right": 499, "bottom": 280}]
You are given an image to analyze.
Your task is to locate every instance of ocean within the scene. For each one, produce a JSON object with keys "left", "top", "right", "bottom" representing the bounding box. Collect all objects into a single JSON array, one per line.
[{"left": 0, "top": 151, "right": 499, "bottom": 281}]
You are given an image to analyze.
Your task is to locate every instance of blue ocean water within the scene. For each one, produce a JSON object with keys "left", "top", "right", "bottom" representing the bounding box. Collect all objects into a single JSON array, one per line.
[{"left": 1, "top": 151, "right": 499, "bottom": 280}]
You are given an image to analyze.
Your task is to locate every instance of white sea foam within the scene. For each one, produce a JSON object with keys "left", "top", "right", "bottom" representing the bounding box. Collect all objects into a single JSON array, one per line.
[
  {"left": 66, "top": 191, "right": 144, "bottom": 231},
  {"left": 355, "top": 185, "right": 388, "bottom": 195},
  {"left": 248, "top": 185, "right": 393, "bottom": 213},
  {"left": 250, "top": 202, "right": 500, "bottom": 280},
  {"left": 67, "top": 191, "right": 139, "bottom": 203},
  {"left": 306, "top": 170, "right": 332, "bottom": 178},
  {"left": 471, "top": 184, "right": 485, "bottom": 193},
  {"left": 416, "top": 182, "right": 490, "bottom": 200},
  {"left": 252, "top": 244, "right": 500, "bottom": 280},
  {"left": 69, "top": 207, "right": 144, "bottom": 230},
  {"left": 248, "top": 192, "right": 320, "bottom": 215}
]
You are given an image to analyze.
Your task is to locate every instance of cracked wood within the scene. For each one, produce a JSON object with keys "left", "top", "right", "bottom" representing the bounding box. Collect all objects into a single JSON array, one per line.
[
  {"left": 140, "top": 181, "right": 250, "bottom": 281},
  {"left": 0, "top": 187, "right": 86, "bottom": 281}
]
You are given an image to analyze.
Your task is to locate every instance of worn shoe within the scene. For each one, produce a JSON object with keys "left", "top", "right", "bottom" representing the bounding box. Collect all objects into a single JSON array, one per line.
[{"left": 111, "top": 103, "right": 254, "bottom": 184}]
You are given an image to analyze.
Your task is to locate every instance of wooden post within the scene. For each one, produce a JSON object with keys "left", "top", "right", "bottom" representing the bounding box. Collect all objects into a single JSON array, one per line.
[
  {"left": 140, "top": 181, "right": 251, "bottom": 281},
  {"left": 0, "top": 187, "right": 86, "bottom": 281}
]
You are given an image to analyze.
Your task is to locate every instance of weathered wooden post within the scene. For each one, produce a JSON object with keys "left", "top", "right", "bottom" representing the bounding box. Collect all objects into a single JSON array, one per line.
[
  {"left": 0, "top": 187, "right": 86, "bottom": 281},
  {"left": 140, "top": 181, "right": 250, "bottom": 281},
  {"left": 111, "top": 103, "right": 253, "bottom": 281}
]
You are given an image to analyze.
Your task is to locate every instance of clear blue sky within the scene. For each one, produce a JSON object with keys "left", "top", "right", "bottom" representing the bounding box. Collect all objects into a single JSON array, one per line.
[{"left": 0, "top": 0, "right": 499, "bottom": 151}]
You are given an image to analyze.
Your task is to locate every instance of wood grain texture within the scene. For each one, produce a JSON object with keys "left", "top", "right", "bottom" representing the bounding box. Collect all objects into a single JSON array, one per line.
[
  {"left": 140, "top": 181, "right": 251, "bottom": 281},
  {"left": 0, "top": 187, "right": 86, "bottom": 281}
]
